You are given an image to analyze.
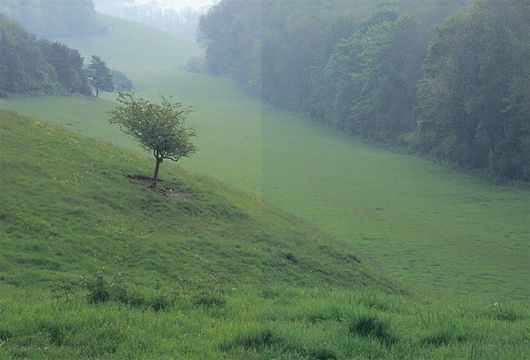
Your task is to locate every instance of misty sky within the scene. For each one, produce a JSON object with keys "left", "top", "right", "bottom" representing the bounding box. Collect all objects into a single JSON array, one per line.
[{"left": 111, "top": 0, "right": 219, "bottom": 11}]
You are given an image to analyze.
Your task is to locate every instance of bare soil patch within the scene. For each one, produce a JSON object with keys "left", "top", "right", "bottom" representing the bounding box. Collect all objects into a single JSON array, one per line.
[{"left": 127, "top": 175, "right": 193, "bottom": 200}]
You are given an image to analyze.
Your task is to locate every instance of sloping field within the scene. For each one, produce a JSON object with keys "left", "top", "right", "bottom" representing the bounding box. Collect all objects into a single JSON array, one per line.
[
  {"left": 1, "top": 110, "right": 529, "bottom": 359},
  {"left": 1, "top": 109, "right": 385, "bottom": 290},
  {"left": 0, "top": 15, "right": 528, "bottom": 300}
]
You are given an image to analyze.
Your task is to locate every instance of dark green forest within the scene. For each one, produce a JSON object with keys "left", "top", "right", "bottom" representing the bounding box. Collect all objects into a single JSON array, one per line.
[
  {"left": 0, "top": 15, "right": 93, "bottom": 97},
  {"left": 0, "top": 14, "right": 127, "bottom": 98},
  {"left": 0, "top": 0, "right": 104, "bottom": 37},
  {"left": 199, "top": 0, "right": 530, "bottom": 181}
]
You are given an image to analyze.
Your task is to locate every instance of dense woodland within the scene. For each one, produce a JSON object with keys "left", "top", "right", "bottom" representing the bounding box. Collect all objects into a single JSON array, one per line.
[
  {"left": 0, "top": 14, "right": 135, "bottom": 98},
  {"left": 0, "top": 15, "right": 92, "bottom": 97},
  {"left": 199, "top": 0, "right": 530, "bottom": 181},
  {"left": 0, "top": 0, "right": 104, "bottom": 37}
]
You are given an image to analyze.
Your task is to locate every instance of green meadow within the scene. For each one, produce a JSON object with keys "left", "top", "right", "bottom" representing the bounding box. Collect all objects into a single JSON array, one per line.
[
  {"left": 1, "top": 15, "right": 527, "bottom": 300},
  {"left": 1, "top": 110, "right": 528, "bottom": 359}
]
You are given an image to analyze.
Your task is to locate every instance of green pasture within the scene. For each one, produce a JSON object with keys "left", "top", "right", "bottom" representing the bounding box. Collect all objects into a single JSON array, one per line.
[
  {"left": 1, "top": 111, "right": 528, "bottom": 359},
  {"left": 2, "top": 285, "right": 528, "bottom": 359},
  {"left": 0, "top": 15, "right": 528, "bottom": 300}
]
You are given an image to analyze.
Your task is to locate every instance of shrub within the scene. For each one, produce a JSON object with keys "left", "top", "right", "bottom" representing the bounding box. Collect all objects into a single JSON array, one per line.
[{"left": 83, "top": 272, "right": 150, "bottom": 308}]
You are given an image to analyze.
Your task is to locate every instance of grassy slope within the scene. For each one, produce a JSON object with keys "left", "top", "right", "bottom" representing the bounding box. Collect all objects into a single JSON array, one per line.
[
  {"left": 0, "top": 15, "right": 528, "bottom": 300},
  {"left": 0, "top": 110, "right": 387, "bottom": 290},
  {"left": 1, "top": 111, "right": 528, "bottom": 359}
]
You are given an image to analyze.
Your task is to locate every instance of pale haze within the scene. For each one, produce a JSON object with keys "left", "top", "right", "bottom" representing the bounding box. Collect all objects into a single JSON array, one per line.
[
  {"left": 94, "top": 0, "right": 220, "bottom": 37},
  {"left": 100, "top": 0, "right": 219, "bottom": 12}
]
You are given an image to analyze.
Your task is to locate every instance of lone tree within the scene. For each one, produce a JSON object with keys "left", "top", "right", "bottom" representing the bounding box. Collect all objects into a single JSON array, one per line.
[
  {"left": 110, "top": 93, "right": 196, "bottom": 188},
  {"left": 88, "top": 55, "right": 114, "bottom": 97}
]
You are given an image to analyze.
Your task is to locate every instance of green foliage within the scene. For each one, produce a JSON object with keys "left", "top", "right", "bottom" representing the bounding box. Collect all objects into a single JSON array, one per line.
[
  {"left": 0, "top": 15, "right": 91, "bottom": 97},
  {"left": 39, "top": 40, "right": 92, "bottom": 95},
  {"left": 349, "top": 11, "right": 423, "bottom": 143},
  {"left": 111, "top": 69, "right": 134, "bottom": 92},
  {"left": 88, "top": 55, "right": 114, "bottom": 97},
  {"left": 199, "top": 0, "right": 378, "bottom": 104},
  {"left": 0, "top": 15, "right": 60, "bottom": 96},
  {"left": 305, "top": 0, "right": 469, "bottom": 145},
  {"left": 83, "top": 271, "right": 110, "bottom": 304},
  {"left": 415, "top": 0, "right": 530, "bottom": 180},
  {"left": 110, "top": 93, "right": 197, "bottom": 187},
  {"left": 199, "top": 0, "right": 530, "bottom": 181},
  {"left": 198, "top": 0, "right": 463, "bottom": 118}
]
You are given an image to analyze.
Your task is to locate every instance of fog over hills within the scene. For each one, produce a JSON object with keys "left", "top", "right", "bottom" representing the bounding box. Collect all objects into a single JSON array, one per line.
[{"left": 93, "top": 0, "right": 219, "bottom": 37}]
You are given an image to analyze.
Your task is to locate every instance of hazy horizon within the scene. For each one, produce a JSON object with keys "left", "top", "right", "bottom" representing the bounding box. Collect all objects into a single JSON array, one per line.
[{"left": 95, "top": 0, "right": 219, "bottom": 12}]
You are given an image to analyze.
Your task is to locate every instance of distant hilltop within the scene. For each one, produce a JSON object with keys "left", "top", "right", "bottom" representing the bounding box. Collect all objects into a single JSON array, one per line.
[
  {"left": 93, "top": 0, "right": 220, "bottom": 38},
  {"left": 103, "top": 0, "right": 219, "bottom": 12},
  {"left": 0, "top": 0, "right": 105, "bottom": 37}
]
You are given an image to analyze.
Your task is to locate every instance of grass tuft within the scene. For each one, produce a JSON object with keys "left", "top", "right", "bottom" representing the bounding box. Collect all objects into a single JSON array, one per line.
[
  {"left": 0, "top": 329, "right": 12, "bottom": 341},
  {"left": 285, "top": 252, "right": 299, "bottom": 263},
  {"left": 421, "top": 327, "right": 467, "bottom": 347},
  {"left": 220, "top": 329, "right": 279, "bottom": 351},
  {"left": 480, "top": 302, "right": 526, "bottom": 322},
  {"left": 149, "top": 295, "right": 172, "bottom": 312},
  {"left": 194, "top": 294, "right": 226, "bottom": 308},
  {"left": 349, "top": 314, "right": 396, "bottom": 346},
  {"left": 40, "top": 322, "right": 64, "bottom": 346},
  {"left": 308, "top": 347, "right": 338, "bottom": 360}
]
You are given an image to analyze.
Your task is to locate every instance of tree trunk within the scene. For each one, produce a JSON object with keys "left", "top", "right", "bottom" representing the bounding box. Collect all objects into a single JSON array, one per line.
[{"left": 152, "top": 157, "right": 163, "bottom": 188}]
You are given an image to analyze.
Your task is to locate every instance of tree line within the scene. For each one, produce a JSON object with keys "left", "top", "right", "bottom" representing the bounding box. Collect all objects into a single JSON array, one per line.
[
  {"left": 0, "top": 15, "right": 132, "bottom": 98},
  {"left": 198, "top": 0, "right": 529, "bottom": 181}
]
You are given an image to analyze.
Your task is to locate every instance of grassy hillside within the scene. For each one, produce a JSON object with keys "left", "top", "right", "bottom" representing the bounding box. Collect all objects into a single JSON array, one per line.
[
  {"left": 1, "top": 110, "right": 529, "bottom": 359},
  {"left": 0, "top": 15, "right": 528, "bottom": 300},
  {"left": 0, "top": 109, "right": 389, "bottom": 290}
]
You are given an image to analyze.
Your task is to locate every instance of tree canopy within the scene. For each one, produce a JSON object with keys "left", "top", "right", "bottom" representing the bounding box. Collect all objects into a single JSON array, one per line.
[
  {"left": 0, "top": 14, "right": 91, "bottom": 97},
  {"left": 414, "top": 0, "right": 530, "bottom": 180},
  {"left": 88, "top": 56, "right": 114, "bottom": 97},
  {"left": 111, "top": 69, "right": 134, "bottom": 92},
  {"left": 198, "top": 0, "right": 529, "bottom": 181},
  {"left": 110, "top": 93, "right": 197, "bottom": 188}
]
